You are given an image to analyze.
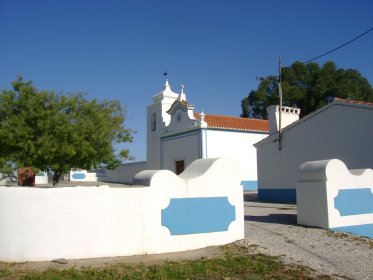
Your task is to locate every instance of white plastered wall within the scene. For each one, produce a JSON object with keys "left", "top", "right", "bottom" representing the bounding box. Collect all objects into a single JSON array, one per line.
[
  {"left": 205, "top": 130, "right": 267, "bottom": 181},
  {"left": 104, "top": 161, "right": 148, "bottom": 184},
  {"left": 0, "top": 158, "right": 244, "bottom": 262},
  {"left": 296, "top": 159, "right": 373, "bottom": 229},
  {"left": 256, "top": 104, "right": 373, "bottom": 190}
]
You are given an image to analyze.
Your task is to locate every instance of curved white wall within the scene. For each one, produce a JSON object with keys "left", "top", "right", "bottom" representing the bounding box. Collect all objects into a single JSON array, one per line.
[
  {"left": 0, "top": 158, "right": 243, "bottom": 262},
  {"left": 296, "top": 159, "right": 373, "bottom": 238}
]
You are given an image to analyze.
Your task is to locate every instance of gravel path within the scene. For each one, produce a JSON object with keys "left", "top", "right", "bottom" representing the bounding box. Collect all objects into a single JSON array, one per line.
[{"left": 243, "top": 192, "right": 373, "bottom": 280}]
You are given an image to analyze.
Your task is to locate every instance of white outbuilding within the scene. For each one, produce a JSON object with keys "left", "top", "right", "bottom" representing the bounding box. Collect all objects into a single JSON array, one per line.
[
  {"left": 254, "top": 98, "right": 373, "bottom": 203},
  {"left": 105, "top": 80, "right": 269, "bottom": 190}
]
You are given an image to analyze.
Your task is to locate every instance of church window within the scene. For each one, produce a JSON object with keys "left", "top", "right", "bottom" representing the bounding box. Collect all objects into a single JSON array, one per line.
[{"left": 151, "top": 113, "right": 156, "bottom": 131}]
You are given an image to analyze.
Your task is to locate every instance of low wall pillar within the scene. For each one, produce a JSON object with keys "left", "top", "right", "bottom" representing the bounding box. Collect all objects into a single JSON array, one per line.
[{"left": 296, "top": 159, "right": 373, "bottom": 238}]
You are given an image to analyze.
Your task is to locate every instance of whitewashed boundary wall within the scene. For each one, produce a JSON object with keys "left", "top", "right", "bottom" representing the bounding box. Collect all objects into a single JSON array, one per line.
[
  {"left": 0, "top": 172, "right": 48, "bottom": 185},
  {"left": 70, "top": 169, "right": 98, "bottom": 181},
  {"left": 296, "top": 159, "right": 373, "bottom": 238},
  {"left": 69, "top": 169, "right": 110, "bottom": 182},
  {"left": 35, "top": 171, "right": 48, "bottom": 184},
  {"left": 103, "top": 161, "right": 148, "bottom": 184},
  {"left": 0, "top": 158, "right": 244, "bottom": 262}
]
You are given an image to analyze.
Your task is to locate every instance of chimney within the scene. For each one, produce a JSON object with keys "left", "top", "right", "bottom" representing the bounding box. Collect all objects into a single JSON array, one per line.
[{"left": 267, "top": 105, "right": 300, "bottom": 135}]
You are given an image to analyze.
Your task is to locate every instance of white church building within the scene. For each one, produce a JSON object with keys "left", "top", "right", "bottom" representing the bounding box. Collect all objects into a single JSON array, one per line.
[{"left": 105, "top": 80, "right": 269, "bottom": 190}]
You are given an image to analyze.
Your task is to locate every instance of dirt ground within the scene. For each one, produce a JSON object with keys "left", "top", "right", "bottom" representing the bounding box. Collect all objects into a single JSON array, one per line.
[{"left": 0, "top": 246, "right": 226, "bottom": 272}]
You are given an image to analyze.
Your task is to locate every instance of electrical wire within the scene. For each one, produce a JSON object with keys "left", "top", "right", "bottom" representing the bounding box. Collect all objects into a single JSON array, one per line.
[{"left": 301, "top": 27, "right": 373, "bottom": 64}]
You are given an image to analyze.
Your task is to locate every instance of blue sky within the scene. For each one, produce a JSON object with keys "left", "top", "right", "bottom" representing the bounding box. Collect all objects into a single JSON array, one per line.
[{"left": 1, "top": 0, "right": 372, "bottom": 161}]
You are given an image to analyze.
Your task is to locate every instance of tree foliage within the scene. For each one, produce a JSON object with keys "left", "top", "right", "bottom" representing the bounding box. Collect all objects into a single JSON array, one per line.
[
  {"left": 241, "top": 61, "right": 373, "bottom": 119},
  {"left": 0, "top": 77, "right": 133, "bottom": 184}
]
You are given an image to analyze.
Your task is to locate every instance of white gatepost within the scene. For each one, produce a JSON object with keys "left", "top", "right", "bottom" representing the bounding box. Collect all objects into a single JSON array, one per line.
[{"left": 296, "top": 159, "right": 373, "bottom": 238}]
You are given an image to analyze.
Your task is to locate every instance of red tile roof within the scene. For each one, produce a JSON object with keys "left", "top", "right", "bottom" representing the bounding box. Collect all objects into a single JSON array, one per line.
[
  {"left": 194, "top": 113, "right": 269, "bottom": 133},
  {"left": 334, "top": 97, "right": 373, "bottom": 107}
]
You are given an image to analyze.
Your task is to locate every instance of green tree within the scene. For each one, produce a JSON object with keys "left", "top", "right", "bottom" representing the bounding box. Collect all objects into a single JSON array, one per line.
[
  {"left": 241, "top": 61, "right": 373, "bottom": 119},
  {"left": 0, "top": 77, "right": 133, "bottom": 185}
]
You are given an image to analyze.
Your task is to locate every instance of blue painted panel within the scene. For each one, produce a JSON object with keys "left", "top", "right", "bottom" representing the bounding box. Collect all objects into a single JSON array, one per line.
[
  {"left": 161, "top": 197, "right": 236, "bottom": 235},
  {"left": 334, "top": 188, "right": 373, "bottom": 216},
  {"left": 72, "top": 173, "right": 86, "bottom": 180},
  {"left": 331, "top": 224, "right": 373, "bottom": 239},
  {"left": 258, "top": 189, "right": 296, "bottom": 204},
  {"left": 241, "top": 181, "right": 257, "bottom": 191}
]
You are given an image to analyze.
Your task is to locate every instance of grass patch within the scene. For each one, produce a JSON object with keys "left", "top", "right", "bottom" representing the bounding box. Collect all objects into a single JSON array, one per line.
[
  {"left": 0, "top": 245, "right": 324, "bottom": 280},
  {"left": 0, "top": 256, "right": 317, "bottom": 280}
]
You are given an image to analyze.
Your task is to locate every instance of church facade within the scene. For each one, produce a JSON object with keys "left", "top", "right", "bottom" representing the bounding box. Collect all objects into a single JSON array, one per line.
[{"left": 105, "top": 80, "right": 269, "bottom": 190}]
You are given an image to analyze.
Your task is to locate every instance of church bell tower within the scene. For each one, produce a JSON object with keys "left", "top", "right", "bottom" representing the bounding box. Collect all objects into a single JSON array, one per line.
[{"left": 146, "top": 80, "right": 178, "bottom": 169}]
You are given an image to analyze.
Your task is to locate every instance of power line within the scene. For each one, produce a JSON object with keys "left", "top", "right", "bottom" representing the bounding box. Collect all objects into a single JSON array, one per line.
[
  {"left": 301, "top": 27, "right": 373, "bottom": 64},
  {"left": 258, "top": 27, "right": 373, "bottom": 74}
]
